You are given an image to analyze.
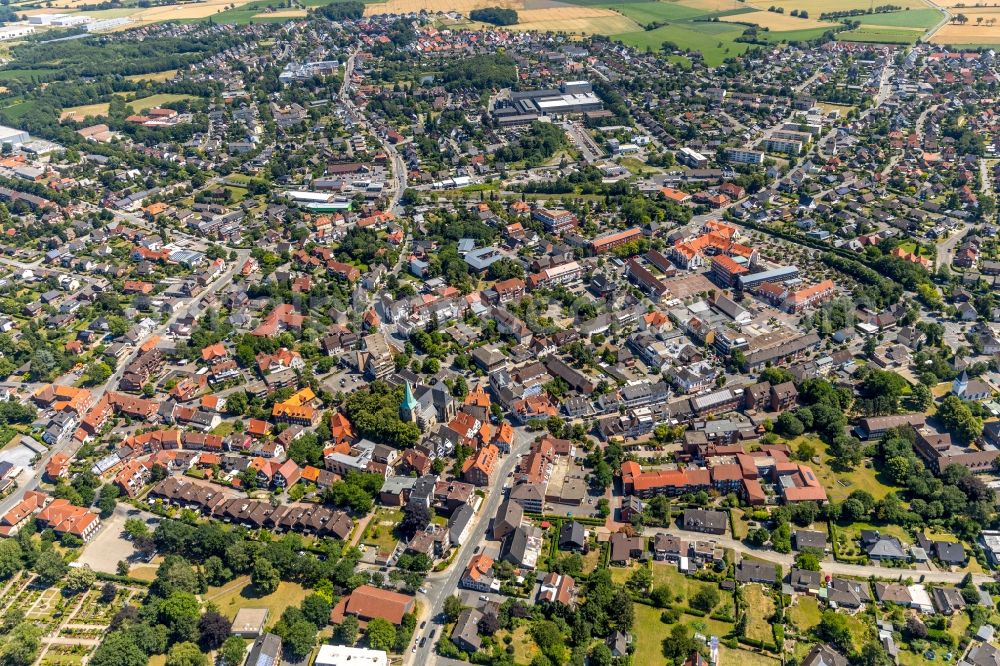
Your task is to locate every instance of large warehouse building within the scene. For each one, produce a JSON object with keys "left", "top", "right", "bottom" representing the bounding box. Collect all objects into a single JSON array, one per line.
[{"left": 493, "top": 81, "right": 603, "bottom": 126}]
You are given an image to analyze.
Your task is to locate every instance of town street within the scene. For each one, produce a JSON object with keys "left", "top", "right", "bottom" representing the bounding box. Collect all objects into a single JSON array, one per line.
[{"left": 407, "top": 427, "right": 536, "bottom": 666}]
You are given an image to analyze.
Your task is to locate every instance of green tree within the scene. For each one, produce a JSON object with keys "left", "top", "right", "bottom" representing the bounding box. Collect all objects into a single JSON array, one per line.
[
  {"left": 34, "top": 550, "right": 67, "bottom": 585},
  {"left": 251, "top": 558, "right": 279, "bottom": 594},
  {"left": 0, "top": 622, "right": 43, "bottom": 666},
  {"left": 443, "top": 595, "right": 465, "bottom": 622},
  {"left": 157, "top": 591, "right": 201, "bottom": 643},
  {"left": 90, "top": 631, "right": 147, "bottom": 666},
  {"left": 936, "top": 395, "right": 984, "bottom": 442},
  {"left": 166, "top": 642, "right": 207, "bottom": 666},
  {"left": 219, "top": 637, "right": 246, "bottom": 666},
  {"left": 690, "top": 586, "right": 720, "bottom": 612},
  {"left": 795, "top": 551, "right": 821, "bottom": 571},
  {"left": 63, "top": 565, "right": 96, "bottom": 594},
  {"left": 337, "top": 615, "right": 360, "bottom": 645},
  {"left": 282, "top": 620, "right": 317, "bottom": 659},
  {"left": 365, "top": 618, "right": 396, "bottom": 652},
  {"left": 818, "top": 610, "right": 852, "bottom": 652},
  {"left": 300, "top": 594, "right": 331, "bottom": 628},
  {"left": 0, "top": 539, "right": 22, "bottom": 579}
]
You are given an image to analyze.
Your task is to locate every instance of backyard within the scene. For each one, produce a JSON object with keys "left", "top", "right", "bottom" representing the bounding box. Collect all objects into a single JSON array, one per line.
[
  {"left": 359, "top": 507, "right": 404, "bottom": 556},
  {"left": 743, "top": 584, "right": 776, "bottom": 644}
]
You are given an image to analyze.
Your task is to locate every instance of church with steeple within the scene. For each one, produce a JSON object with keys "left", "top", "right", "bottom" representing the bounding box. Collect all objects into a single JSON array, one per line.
[
  {"left": 400, "top": 380, "right": 419, "bottom": 424},
  {"left": 397, "top": 377, "right": 455, "bottom": 430}
]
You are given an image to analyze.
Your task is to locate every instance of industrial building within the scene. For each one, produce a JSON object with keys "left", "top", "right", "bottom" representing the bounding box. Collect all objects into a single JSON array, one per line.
[
  {"left": 0, "top": 25, "right": 34, "bottom": 41},
  {"left": 0, "top": 125, "right": 30, "bottom": 147},
  {"left": 493, "top": 81, "right": 603, "bottom": 126}
]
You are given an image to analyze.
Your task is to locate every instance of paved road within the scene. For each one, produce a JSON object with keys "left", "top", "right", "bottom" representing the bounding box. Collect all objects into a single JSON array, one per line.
[
  {"left": 406, "top": 428, "right": 535, "bottom": 666},
  {"left": 922, "top": 0, "right": 952, "bottom": 42},
  {"left": 641, "top": 525, "right": 994, "bottom": 585}
]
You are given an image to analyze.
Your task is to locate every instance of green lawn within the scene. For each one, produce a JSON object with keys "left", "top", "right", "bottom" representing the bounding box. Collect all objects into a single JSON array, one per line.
[
  {"left": 718, "top": 646, "right": 782, "bottom": 666},
  {"left": 849, "top": 8, "right": 943, "bottom": 28},
  {"left": 648, "top": 561, "right": 726, "bottom": 610},
  {"left": 744, "top": 585, "right": 775, "bottom": 644},
  {"left": 843, "top": 611, "right": 874, "bottom": 653},
  {"left": 633, "top": 604, "right": 672, "bottom": 664},
  {"left": 206, "top": 576, "right": 309, "bottom": 621},
  {"left": 786, "top": 596, "right": 822, "bottom": 633},
  {"left": 782, "top": 435, "right": 901, "bottom": 503},
  {"left": 632, "top": 603, "right": 735, "bottom": 664}
]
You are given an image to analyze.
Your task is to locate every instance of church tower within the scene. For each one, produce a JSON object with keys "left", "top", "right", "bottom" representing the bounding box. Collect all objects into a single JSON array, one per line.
[{"left": 400, "top": 380, "right": 419, "bottom": 424}]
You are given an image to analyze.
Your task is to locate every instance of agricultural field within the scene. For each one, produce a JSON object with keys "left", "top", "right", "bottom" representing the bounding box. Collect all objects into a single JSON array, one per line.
[
  {"left": 253, "top": 8, "right": 309, "bottom": 18},
  {"left": 719, "top": 9, "right": 837, "bottom": 30},
  {"left": 60, "top": 93, "right": 196, "bottom": 122},
  {"left": 515, "top": 6, "right": 639, "bottom": 35},
  {"left": 756, "top": 27, "right": 831, "bottom": 41},
  {"left": 930, "top": 9, "right": 1000, "bottom": 45},
  {"left": 608, "top": 0, "right": 713, "bottom": 24},
  {"left": 746, "top": 0, "right": 928, "bottom": 12},
  {"left": 849, "top": 7, "right": 944, "bottom": 28},
  {"left": 124, "top": 69, "right": 178, "bottom": 82},
  {"left": 365, "top": 0, "right": 519, "bottom": 16},
  {"left": 614, "top": 22, "right": 750, "bottom": 66},
  {"left": 838, "top": 25, "right": 925, "bottom": 43}
]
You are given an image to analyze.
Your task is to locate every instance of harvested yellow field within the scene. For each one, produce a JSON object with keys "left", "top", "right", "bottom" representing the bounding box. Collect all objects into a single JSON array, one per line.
[
  {"left": 130, "top": 0, "right": 255, "bottom": 23},
  {"left": 365, "top": 0, "right": 519, "bottom": 15},
  {"left": 367, "top": 0, "right": 637, "bottom": 33},
  {"left": 59, "top": 102, "right": 109, "bottom": 122},
  {"left": 720, "top": 9, "right": 838, "bottom": 30},
  {"left": 254, "top": 8, "right": 307, "bottom": 17},
  {"left": 125, "top": 69, "right": 178, "bottom": 82},
  {"left": 514, "top": 6, "right": 639, "bottom": 34},
  {"left": 931, "top": 11, "right": 1000, "bottom": 43},
  {"left": 747, "top": 0, "right": 927, "bottom": 11},
  {"left": 934, "top": 0, "right": 1000, "bottom": 6}
]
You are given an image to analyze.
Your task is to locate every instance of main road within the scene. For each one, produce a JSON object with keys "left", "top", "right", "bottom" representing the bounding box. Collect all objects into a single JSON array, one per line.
[{"left": 406, "top": 427, "right": 535, "bottom": 666}]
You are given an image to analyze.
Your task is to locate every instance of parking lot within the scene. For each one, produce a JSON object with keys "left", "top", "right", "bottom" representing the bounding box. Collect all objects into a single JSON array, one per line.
[{"left": 76, "top": 507, "right": 160, "bottom": 574}]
